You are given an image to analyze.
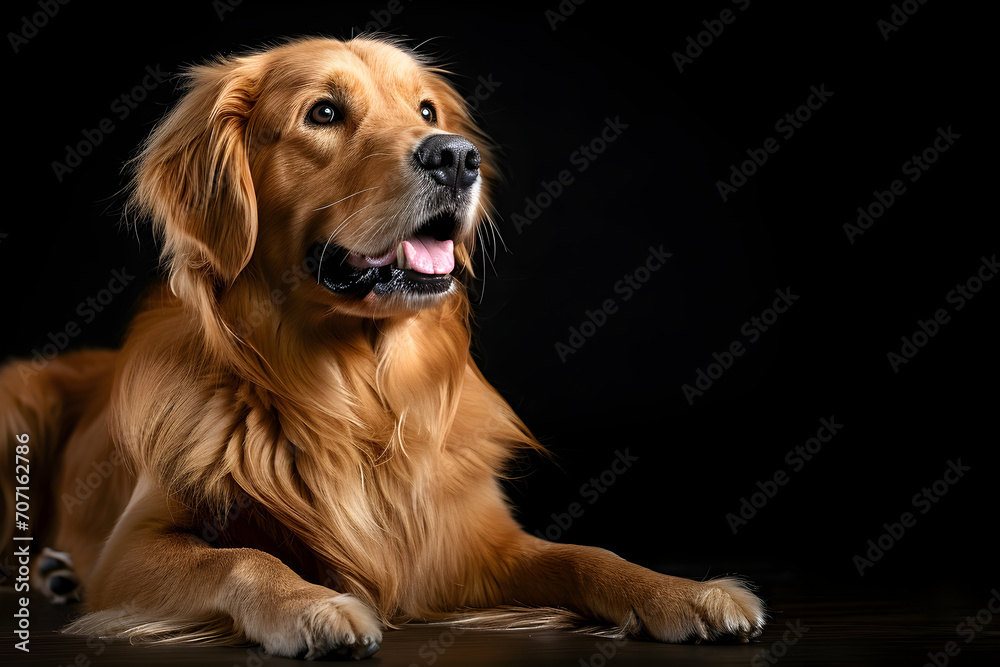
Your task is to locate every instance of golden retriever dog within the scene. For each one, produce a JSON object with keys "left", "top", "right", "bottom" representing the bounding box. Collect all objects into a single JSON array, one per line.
[{"left": 1, "top": 36, "right": 765, "bottom": 659}]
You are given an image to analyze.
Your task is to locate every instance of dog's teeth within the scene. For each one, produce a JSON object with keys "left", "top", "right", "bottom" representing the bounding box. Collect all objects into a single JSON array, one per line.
[{"left": 396, "top": 242, "right": 408, "bottom": 269}]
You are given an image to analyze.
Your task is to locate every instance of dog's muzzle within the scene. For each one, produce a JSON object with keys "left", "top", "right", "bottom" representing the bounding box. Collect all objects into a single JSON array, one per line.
[{"left": 311, "top": 134, "right": 481, "bottom": 302}]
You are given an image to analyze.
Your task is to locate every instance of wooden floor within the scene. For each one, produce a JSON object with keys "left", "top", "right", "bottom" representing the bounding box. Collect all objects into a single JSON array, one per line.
[{"left": 4, "top": 574, "right": 999, "bottom": 666}]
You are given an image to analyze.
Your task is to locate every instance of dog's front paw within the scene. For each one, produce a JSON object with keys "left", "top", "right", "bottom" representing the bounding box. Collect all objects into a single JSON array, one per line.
[
  {"left": 250, "top": 592, "right": 382, "bottom": 660},
  {"left": 635, "top": 576, "right": 766, "bottom": 643},
  {"left": 297, "top": 594, "right": 382, "bottom": 660}
]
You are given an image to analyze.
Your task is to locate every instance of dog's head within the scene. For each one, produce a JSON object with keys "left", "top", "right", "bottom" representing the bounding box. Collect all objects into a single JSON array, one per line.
[{"left": 132, "top": 36, "right": 495, "bottom": 321}]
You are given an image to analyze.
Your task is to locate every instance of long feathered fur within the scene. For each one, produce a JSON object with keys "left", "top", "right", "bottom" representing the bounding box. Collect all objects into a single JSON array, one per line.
[
  {"left": 94, "top": 34, "right": 544, "bottom": 632},
  {"left": 2, "top": 35, "right": 765, "bottom": 658}
]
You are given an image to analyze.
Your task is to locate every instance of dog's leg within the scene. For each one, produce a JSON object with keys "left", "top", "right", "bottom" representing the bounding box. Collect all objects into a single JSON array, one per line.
[
  {"left": 490, "top": 532, "right": 766, "bottom": 642},
  {"left": 72, "top": 477, "right": 382, "bottom": 659}
]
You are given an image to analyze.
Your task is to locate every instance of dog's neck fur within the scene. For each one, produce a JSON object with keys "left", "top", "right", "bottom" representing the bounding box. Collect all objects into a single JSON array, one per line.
[{"left": 110, "top": 278, "right": 535, "bottom": 618}]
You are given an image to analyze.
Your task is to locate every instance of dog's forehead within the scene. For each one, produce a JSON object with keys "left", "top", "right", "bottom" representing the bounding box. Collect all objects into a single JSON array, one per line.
[{"left": 270, "top": 37, "right": 427, "bottom": 97}]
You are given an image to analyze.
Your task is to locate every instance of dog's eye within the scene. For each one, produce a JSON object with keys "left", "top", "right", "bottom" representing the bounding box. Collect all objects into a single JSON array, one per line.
[
  {"left": 420, "top": 102, "right": 437, "bottom": 124},
  {"left": 308, "top": 102, "right": 342, "bottom": 125}
]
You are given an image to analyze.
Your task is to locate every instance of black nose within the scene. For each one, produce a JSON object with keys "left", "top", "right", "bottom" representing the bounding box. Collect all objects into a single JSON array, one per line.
[{"left": 414, "top": 134, "right": 481, "bottom": 191}]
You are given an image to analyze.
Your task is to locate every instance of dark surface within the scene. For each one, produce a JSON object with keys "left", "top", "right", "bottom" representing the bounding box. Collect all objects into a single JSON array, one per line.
[
  {"left": 3, "top": 0, "right": 997, "bottom": 665},
  {"left": 4, "top": 575, "right": 1000, "bottom": 666}
]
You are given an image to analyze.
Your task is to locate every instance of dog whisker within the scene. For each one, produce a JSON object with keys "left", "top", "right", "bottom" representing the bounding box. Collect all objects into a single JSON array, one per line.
[
  {"left": 477, "top": 201, "right": 506, "bottom": 263},
  {"left": 475, "top": 226, "right": 489, "bottom": 304},
  {"left": 317, "top": 206, "right": 372, "bottom": 284},
  {"left": 313, "top": 187, "right": 379, "bottom": 212}
]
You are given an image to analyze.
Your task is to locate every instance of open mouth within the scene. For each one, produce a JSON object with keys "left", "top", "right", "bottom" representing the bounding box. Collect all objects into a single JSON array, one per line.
[{"left": 311, "top": 212, "right": 460, "bottom": 299}]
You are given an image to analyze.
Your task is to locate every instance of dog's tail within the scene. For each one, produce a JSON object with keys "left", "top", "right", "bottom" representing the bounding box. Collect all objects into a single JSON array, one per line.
[{"left": 0, "top": 350, "right": 117, "bottom": 583}]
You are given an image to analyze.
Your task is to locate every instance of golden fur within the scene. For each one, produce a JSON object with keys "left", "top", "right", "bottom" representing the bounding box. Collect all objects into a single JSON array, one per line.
[{"left": 1, "top": 36, "right": 765, "bottom": 659}]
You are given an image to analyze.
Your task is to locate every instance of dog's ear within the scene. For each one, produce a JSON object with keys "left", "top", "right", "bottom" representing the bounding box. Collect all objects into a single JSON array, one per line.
[{"left": 130, "top": 57, "right": 258, "bottom": 288}]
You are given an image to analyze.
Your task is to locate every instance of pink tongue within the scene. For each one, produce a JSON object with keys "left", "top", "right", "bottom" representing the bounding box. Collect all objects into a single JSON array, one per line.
[{"left": 402, "top": 235, "right": 454, "bottom": 275}]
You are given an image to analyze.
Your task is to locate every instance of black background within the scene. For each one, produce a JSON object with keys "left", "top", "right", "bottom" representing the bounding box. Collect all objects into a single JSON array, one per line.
[{"left": 3, "top": 0, "right": 995, "bottom": 602}]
